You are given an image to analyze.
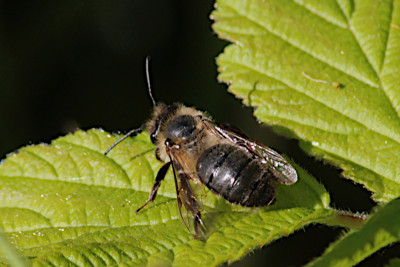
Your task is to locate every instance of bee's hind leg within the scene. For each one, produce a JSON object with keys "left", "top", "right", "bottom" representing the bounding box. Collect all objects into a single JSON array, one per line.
[
  {"left": 194, "top": 211, "right": 205, "bottom": 240},
  {"left": 178, "top": 177, "right": 206, "bottom": 240}
]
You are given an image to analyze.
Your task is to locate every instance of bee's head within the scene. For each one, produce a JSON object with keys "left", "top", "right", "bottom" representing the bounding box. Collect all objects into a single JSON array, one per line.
[
  {"left": 146, "top": 103, "right": 179, "bottom": 144},
  {"left": 146, "top": 103, "right": 205, "bottom": 162},
  {"left": 143, "top": 57, "right": 204, "bottom": 151},
  {"left": 147, "top": 103, "right": 205, "bottom": 145}
]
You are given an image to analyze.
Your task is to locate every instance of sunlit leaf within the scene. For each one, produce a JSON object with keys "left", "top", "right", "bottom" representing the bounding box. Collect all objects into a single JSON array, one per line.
[
  {"left": 0, "top": 129, "right": 329, "bottom": 266},
  {"left": 213, "top": 0, "right": 400, "bottom": 202}
]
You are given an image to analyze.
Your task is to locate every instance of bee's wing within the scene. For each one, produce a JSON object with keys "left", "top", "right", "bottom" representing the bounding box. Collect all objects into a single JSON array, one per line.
[
  {"left": 168, "top": 148, "right": 205, "bottom": 239},
  {"left": 203, "top": 120, "right": 298, "bottom": 185}
]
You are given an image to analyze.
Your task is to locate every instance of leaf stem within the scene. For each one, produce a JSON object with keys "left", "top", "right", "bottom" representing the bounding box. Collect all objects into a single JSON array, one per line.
[{"left": 319, "top": 209, "right": 367, "bottom": 229}]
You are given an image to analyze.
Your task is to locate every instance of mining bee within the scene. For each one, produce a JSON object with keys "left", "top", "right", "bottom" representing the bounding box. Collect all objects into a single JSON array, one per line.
[{"left": 105, "top": 57, "right": 298, "bottom": 238}]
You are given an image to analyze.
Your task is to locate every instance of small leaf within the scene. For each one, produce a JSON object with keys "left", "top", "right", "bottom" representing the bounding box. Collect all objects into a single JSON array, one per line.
[
  {"left": 212, "top": 0, "right": 400, "bottom": 202},
  {"left": 307, "top": 198, "right": 400, "bottom": 267},
  {"left": 0, "top": 129, "right": 330, "bottom": 266}
]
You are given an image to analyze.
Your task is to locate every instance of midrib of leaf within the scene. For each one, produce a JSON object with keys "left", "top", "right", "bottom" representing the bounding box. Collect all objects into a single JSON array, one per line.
[
  {"left": 340, "top": 0, "right": 397, "bottom": 116},
  {"left": 219, "top": 56, "right": 400, "bottom": 185},
  {"left": 213, "top": 0, "right": 400, "bottom": 201},
  {"left": 348, "top": 0, "right": 394, "bottom": 73},
  {"left": 217, "top": 1, "right": 400, "bottom": 141},
  {"left": 381, "top": 4, "right": 400, "bottom": 118},
  {"left": 338, "top": 0, "right": 400, "bottom": 123},
  {"left": 337, "top": 2, "right": 374, "bottom": 75}
]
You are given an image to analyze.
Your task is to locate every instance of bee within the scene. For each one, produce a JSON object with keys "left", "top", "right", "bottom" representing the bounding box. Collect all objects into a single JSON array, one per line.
[{"left": 105, "top": 57, "right": 298, "bottom": 238}]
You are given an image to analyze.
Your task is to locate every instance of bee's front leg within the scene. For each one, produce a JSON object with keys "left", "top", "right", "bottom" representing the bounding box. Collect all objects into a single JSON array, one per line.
[{"left": 136, "top": 161, "right": 172, "bottom": 213}]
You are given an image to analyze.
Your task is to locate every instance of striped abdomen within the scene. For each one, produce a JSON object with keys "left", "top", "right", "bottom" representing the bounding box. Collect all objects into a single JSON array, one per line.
[{"left": 196, "top": 144, "right": 276, "bottom": 207}]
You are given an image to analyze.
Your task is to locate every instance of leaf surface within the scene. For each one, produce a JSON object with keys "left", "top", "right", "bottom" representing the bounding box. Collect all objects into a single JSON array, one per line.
[
  {"left": 0, "top": 129, "right": 330, "bottom": 266},
  {"left": 212, "top": 0, "right": 400, "bottom": 202}
]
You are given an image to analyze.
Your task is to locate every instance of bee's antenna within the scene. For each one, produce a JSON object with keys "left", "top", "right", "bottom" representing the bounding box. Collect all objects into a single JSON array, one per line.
[
  {"left": 104, "top": 57, "right": 155, "bottom": 156},
  {"left": 145, "top": 56, "right": 157, "bottom": 107},
  {"left": 104, "top": 125, "right": 145, "bottom": 155}
]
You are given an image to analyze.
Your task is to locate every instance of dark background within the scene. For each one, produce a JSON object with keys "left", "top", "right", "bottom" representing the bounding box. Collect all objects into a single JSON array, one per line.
[{"left": 0, "top": 1, "right": 392, "bottom": 265}]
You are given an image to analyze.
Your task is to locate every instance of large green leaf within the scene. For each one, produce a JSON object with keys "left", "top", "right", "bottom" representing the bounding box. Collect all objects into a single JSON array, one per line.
[
  {"left": 0, "top": 129, "right": 330, "bottom": 266},
  {"left": 212, "top": 0, "right": 400, "bottom": 202},
  {"left": 307, "top": 198, "right": 400, "bottom": 267}
]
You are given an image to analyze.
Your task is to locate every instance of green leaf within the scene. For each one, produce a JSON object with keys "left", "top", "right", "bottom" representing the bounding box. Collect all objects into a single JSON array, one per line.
[
  {"left": 387, "top": 258, "right": 400, "bottom": 267},
  {"left": 0, "top": 129, "right": 331, "bottom": 266},
  {"left": 212, "top": 0, "right": 400, "bottom": 202},
  {"left": 307, "top": 198, "right": 400, "bottom": 267},
  {"left": 0, "top": 229, "right": 28, "bottom": 267}
]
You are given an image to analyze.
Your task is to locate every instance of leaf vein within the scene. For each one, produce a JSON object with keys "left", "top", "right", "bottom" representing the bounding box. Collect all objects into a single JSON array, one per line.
[
  {"left": 292, "top": 0, "right": 347, "bottom": 29},
  {"left": 95, "top": 246, "right": 118, "bottom": 265},
  {"left": 58, "top": 140, "right": 133, "bottom": 187},
  {"left": 220, "top": 58, "right": 400, "bottom": 146},
  {"left": 225, "top": 2, "right": 378, "bottom": 88},
  {"left": 64, "top": 150, "right": 82, "bottom": 178},
  {"left": 380, "top": 0, "right": 394, "bottom": 71},
  {"left": 337, "top": 0, "right": 381, "bottom": 77},
  {"left": 22, "top": 150, "right": 59, "bottom": 178},
  {"left": 337, "top": 0, "right": 400, "bottom": 135}
]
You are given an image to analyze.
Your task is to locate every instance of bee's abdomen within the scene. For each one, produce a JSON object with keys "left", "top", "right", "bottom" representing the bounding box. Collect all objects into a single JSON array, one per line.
[{"left": 196, "top": 144, "right": 275, "bottom": 207}]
